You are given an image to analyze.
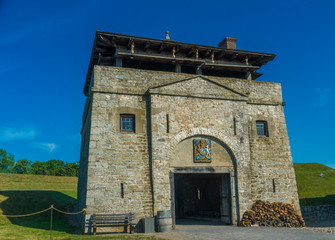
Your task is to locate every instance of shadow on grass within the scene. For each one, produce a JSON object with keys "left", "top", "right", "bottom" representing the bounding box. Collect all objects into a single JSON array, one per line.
[
  {"left": 300, "top": 194, "right": 335, "bottom": 206},
  {"left": 0, "top": 190, "right": 78, "bottom": 233}
]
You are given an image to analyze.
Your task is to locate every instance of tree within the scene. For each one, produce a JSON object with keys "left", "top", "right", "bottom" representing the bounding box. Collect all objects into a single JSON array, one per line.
[
  {"left": 13, "top": 158, "right": 32, "bottom": 174},
  {"left": 31, "top": 161, "right": 47, "bottom": 175},
  {"left": 0, "top": 149, "right": 80, "bottom": 177},
  {"left": 44, "top": 159, "right": 65, "bottom": 176},
  {"left": 0, "top": 148, "right": 15, "bottom": 173},
  {"left": 64, "top": 162, "right": 79, "bottom": 177}
]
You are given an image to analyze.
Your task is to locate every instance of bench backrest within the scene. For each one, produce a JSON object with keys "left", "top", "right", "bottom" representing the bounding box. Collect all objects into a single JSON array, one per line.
[{"left": 91, "top": 213, "right": 134, "bottom": 225}]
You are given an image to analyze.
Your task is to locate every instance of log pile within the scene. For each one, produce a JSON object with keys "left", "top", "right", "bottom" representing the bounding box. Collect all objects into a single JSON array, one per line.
[{"left": 240, "top": 200, "right": 305, "bottom": 227}]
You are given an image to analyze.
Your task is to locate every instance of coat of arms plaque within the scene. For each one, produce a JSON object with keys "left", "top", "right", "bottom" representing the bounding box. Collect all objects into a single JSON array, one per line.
[{"left": 193, "top": 139, "right": 211, "bottom": 163}]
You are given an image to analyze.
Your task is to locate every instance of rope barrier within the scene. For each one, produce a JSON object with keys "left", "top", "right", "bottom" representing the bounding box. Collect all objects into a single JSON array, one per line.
[
  {"left": 53, "top": 207, "right": 86, "bottom": 215},
  {"left": 0, "top": 204, "right": 87, "bottom": 240},
  {"left": 0, "top": 205, "right": 86, "bottom": 217},
  {"left": 1, "top": 207, "right": 52, "bottom": 217}
]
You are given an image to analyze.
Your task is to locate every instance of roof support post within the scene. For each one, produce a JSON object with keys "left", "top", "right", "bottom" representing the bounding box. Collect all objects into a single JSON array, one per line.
[
  {"left": 116, "top": 58, "right": 123, "bottom": 67},
  {"left": 175, "top": 64, "right": 181, "bottom": 73},
  {"left": 246, "top": 71, "right": 252, "bottom": 80},
  {"left": 97, "top": 53, "right": 102, "bottom": 65}
]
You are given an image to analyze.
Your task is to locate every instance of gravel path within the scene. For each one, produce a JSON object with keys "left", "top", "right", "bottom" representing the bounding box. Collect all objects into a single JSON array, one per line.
[
  {"left": 150, "top": 219, "right": 335, "bottom": 240},
  {"left": 305, "top": 220, "right": 335, "bottom": 234}
]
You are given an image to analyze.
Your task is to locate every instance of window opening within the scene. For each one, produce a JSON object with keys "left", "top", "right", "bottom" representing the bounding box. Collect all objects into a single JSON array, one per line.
[
  {"left": 121, "top": 183, "right": 124, "bottom": 198},
  {"left": 120, "top": 114, "right": 135, "bottom": 132},
  {"left": 256, "top": 121, "right": 268, "bottom": 136},
  {"left": 272, "top": 179, "right": 276, "bottom": 193}
]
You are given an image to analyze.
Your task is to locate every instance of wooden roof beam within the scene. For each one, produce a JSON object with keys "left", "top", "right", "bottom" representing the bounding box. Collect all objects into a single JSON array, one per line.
[
  {"left": 230, "top": 53, "right": 239, "bottom": 61},
  {"left": 187, "top": 47, "right": 196, "bottom": 57},
  {"left": 158, "top": 43, "right": 165, "bottom": 53},
  {"left": 95, "top": 47, "right": 115, "bottom": 54},
  {"left": 251, "top": 55, "right": 268, "bottom": 65},
  {"left": 216, "top": 51, "right": 225, "bottom": 59},
  {"left": 97, "top": 35, "right": 116, "bottom": 48},
  {"left": 143, "top": 41, "right": 151, "bottom": 51},
  {"left": 202, "top": 49, "right": 211, "bottom": 58},
  {"left": 175, "top": 45, "right": 181, "bottom": 54}
]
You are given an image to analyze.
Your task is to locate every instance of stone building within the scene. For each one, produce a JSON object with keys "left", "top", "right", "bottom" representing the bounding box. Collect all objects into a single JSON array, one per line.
[{"left": 77, "top": 31, "right": 300, "bottom": 229}]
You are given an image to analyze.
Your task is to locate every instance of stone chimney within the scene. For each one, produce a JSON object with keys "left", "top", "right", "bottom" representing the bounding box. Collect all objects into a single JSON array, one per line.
[{"left": 218, "top": 37, "right": 237, "bottom": 49}]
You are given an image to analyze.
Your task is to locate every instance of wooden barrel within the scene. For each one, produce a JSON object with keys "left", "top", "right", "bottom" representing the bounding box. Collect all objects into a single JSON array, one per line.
[{"left": 157, "top": 210, "right": 172, "bottom": 232}]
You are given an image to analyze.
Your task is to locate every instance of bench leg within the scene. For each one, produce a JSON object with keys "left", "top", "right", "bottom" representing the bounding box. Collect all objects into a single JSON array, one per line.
[{"left": 123, "top": 225, "right": 128, "bottom": 233}]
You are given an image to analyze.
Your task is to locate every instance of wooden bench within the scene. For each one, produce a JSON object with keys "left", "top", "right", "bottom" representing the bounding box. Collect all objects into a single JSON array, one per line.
[{"left": 90, "top": 213, "right": 135, "bottom": 235}]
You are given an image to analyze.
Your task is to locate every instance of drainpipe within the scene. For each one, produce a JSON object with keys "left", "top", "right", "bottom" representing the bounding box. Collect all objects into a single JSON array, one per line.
[{"left": 196, "top": 62, "right": 206, "bottom": 75}]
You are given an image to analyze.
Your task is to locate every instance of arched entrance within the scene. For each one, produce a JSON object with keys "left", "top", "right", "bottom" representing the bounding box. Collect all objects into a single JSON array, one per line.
[{"left": 169, "top": 135, "right": 238, "bottom": 227}]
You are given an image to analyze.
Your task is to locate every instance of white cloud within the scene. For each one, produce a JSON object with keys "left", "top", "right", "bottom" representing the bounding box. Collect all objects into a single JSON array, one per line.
[
  {"left": 0, "top": 126, "right": 37, "bottom": 141},
  {"left": 33, "top": 142, "right": 58, "bottom": 153}
]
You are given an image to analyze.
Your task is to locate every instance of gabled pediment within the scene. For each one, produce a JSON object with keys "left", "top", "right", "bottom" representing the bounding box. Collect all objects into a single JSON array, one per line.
[{"left": 149, "top": 76, "right": 247, "bottom": 101}]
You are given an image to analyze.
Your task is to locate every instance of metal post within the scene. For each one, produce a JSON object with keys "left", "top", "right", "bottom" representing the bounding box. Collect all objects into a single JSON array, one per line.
[{"left": 50, "top": 204, "right": 53, "bottom": 240}]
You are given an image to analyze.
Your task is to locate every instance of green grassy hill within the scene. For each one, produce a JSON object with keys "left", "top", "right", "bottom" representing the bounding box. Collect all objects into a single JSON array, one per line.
[
  {"left": 0, "top": 173, "right": 159, "bottom": 240},
  {"left": 294, "top": 163, "right": 335, "bottom": 206}
]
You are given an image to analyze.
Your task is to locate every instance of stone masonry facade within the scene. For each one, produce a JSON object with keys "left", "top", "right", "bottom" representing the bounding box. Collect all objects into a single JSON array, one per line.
[{"left": 77, "top": 64, "right": 300, "bottom": 229}]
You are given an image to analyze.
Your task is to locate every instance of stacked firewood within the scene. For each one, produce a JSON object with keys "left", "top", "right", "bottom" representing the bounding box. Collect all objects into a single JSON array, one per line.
[{"left": 240, "top": 200, "right": 305, "bottom": 227}]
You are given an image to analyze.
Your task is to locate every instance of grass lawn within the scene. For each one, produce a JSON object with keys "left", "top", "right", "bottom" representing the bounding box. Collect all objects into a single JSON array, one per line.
[
  {"left": 294, "top": 163, "right": 335, "bottom": 206},
  {"left": 1, "top": 163, "right": 334, "bottom": 239},
  {"left": 0, "top": 173, "right": 161, "bottom": 240}
]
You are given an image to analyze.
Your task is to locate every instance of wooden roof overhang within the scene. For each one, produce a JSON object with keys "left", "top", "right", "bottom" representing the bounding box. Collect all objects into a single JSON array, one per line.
[
  {"left": 84, "top": 31, "right": 276, "bottom": 95},
  {"left": 116, "top": 52, "right": 260, "bottom": 70}
]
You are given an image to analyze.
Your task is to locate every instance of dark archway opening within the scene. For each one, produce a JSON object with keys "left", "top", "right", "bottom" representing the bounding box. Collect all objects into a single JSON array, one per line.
[{"left": 174, "top": 173, "right": 230, "bottom": 223}]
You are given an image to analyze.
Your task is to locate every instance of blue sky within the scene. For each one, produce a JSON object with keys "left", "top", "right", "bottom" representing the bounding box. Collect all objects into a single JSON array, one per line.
[{"left": 0, "top": 0, "right": 334, "bottom": 168}]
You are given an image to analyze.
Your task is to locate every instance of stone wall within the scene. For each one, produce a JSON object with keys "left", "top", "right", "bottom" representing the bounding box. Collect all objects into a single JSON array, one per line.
[
  {"left": 247, "top": 104, "right": 301, "bottom": 212},
  {"left": 149, "top": 93, "right": 251, "bottom": 224},
  {"left": 83, "top": 92, "right": 153, "bottom": 223},
  {"left": 78, "top": 66, "right": 300, "bottom": 228},
  {"left": 91, "top": 66, "right": 282, "bottom": 104},
  {"left": 301, "top": 205, "right": 335, "bottom": 221}
]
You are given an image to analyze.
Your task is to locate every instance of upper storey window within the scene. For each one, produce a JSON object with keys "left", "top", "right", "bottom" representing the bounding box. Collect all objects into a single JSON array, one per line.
[
  {"left": 256, "top": 121, "right": 268, "bottom": 137},
  {"left": 120, "top": 114, "right": 135, "bottom": 133}
]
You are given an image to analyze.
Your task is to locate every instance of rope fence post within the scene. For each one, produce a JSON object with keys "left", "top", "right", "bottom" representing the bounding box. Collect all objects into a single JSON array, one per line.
[
  {"left": 50, "top": 204, "right": 54, "bottom": 240},
  {"left": 81, "top": 208, "right": 87, "bottom": 234}
]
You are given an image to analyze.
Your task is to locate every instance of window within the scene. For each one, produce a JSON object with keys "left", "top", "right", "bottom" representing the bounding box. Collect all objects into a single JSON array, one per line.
[
  {"left": 120, "top": 114, "right": 135, "bottom": 132},
  {"left": 272, "top": 179, "right": 276, "bottom": 193},
  {"left": 166, "top": 114, "right": 169, "bottom": 133},
  {"left": 121, "top": 183, "right": 124, "bottom": 198},
  {"left": 256, "top": 121, "right": 268, "bottom": 136}
]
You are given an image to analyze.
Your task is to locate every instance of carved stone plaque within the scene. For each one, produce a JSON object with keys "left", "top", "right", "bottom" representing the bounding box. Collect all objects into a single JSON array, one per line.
[{"left": 193, "top": 139, "right": 211, "bottom": 163}]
